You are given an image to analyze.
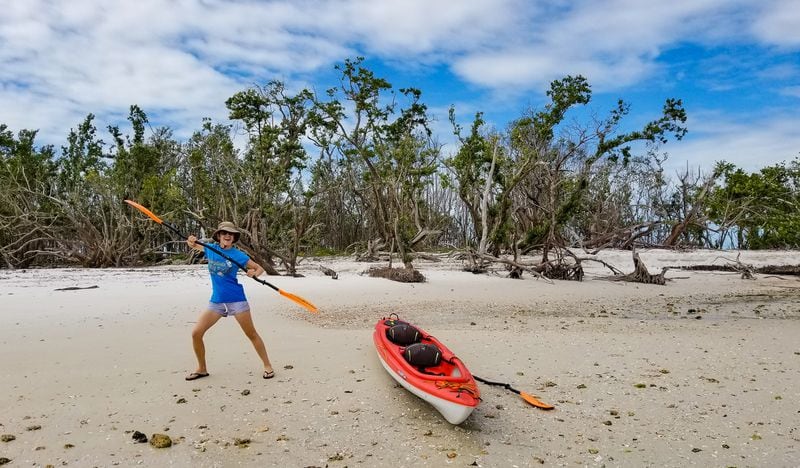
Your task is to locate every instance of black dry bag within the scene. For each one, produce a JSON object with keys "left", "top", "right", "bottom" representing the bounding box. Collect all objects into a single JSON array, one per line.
[
  {"left": 403, "top": 343, "right": 442, "bottom": 368},
  {"left": 386, "top": 323, "right": 421, "bottom": 346}
]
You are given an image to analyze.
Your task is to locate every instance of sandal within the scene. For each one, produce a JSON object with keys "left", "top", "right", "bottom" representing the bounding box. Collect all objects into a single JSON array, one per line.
[
  {"left": 263, "top": 370, "right": 275, "bottom": 379},
  {"left": 185, "top": 372, "right": 209, "bottom": 381}
]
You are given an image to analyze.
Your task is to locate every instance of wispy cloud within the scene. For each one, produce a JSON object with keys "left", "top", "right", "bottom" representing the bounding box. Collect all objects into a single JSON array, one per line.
[
  {"left": 665, "top": 110, "right": 800, "bottom": 173},
  {"left": 750, "top": 0, "right": 800, "bottom": 47},
  {"left": 0, "top": 0, "right": 798, "bottom": 173}
]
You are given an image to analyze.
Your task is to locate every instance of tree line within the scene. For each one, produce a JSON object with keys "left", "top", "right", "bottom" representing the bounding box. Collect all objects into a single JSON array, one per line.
[{"left": 2, "top": 57, "right": 798, "bottom": 273}]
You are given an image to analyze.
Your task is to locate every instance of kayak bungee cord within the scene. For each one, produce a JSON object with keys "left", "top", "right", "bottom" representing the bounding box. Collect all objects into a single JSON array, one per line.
[{"left": 124, "top": 199, "right": 318, "bottom": 314}]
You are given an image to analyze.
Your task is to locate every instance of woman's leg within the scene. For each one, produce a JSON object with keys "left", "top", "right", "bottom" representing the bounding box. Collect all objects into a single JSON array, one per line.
[
  {"left": 234, "top": 311, "right": 274, "bottom": 374},
  {"left": 190, "top": 310, "right": 222, "bottom": 374}
]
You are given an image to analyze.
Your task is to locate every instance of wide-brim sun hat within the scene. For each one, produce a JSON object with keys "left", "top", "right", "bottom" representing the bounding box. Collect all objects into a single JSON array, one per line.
[{"left": 212, "top": 221, "right": 241, "bottom": 243}]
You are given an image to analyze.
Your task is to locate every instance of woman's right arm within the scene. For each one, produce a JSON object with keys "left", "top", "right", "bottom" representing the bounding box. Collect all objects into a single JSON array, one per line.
[{"left": 187, "top": 235, "right": 205, "bottom": 252}]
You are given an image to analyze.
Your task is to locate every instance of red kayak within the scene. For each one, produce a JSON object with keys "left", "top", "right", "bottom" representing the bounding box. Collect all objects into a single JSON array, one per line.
[{"left": 373, "top": 315, "right": 480, "bottom": 424}]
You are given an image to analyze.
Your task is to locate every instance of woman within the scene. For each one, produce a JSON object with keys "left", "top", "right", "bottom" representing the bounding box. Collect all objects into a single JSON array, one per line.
[{"left": 184, "top": 221, "right": 275, "bottom": 381}]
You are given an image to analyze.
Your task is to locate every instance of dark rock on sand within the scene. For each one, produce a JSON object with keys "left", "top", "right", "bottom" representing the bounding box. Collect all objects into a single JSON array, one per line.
[
  {"left": 132, "top": 431, "right": 147, "bottom": 443},
  {"left": 150, "top": 433, "right": 172, "bottom": 448}
]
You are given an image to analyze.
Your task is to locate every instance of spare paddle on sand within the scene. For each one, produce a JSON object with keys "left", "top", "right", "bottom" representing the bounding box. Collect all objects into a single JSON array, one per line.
[
  {"left": 124, "top": 199, "right": 318, "bottom": 313},
  {"left": 473, "top": 375, "right": 555, "bottom": 410}
]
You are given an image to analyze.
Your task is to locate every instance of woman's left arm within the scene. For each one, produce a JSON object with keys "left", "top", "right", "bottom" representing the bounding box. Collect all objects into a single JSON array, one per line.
[{"left": 245, "top": 259, "right": 265, "bottom": 278}]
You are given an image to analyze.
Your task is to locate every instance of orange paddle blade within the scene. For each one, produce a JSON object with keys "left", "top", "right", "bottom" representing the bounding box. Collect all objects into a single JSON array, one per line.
[
  {"left": 279, "top": 289, "right": 318, "bottom": 313},
  {"left": 124, "top": 199, "right": 164, "bottom": 224},
  {"left": 520, "top": 391, "right": 554, "bottom": 410}
]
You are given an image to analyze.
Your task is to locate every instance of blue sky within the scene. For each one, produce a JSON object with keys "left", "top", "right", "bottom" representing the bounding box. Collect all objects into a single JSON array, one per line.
[{"left": 1, "top": 0, "right": 798, "bottom": 174}]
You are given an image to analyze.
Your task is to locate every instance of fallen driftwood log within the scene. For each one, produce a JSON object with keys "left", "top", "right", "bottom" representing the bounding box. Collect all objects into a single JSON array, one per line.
[
  {"left": 668, "top": 264, "right": 800, "bottom": 277},
  {"left": 320, "top": 265, "right": 338, "bottom": 280},
  {"left": 54, "top": 285, "right": 99, "bottom": 291},
  {"left": 467, "top": 252, "right": 555, "bottom": 283},
  {"left": 757, "top": 265, "right": 800, "bottom": 275},
  {"left": 604, "top": 251, "right": 667, "bottom": 285},
  {"left": 661, "top": 253, "right": 791, "bottom": 279}
]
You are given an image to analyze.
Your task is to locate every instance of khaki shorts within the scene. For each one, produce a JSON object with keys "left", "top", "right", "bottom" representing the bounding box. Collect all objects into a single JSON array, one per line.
[{"left": 208, "top": 301, "right": 250, "bottom": 317}]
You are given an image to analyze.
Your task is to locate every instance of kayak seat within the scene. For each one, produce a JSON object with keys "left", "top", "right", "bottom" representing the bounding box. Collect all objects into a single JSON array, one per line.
[
  {"left": 404, "top": 343, "right": 442, "bottom": 368},
  {"left": 386, "top": 323, "right": 421, "bottom": 346}
]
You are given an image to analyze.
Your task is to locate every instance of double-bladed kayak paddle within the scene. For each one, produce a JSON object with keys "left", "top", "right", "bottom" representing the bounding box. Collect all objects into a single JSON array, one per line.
[{"left": 125, "top": 199, "right": 318, "bottom": 313}]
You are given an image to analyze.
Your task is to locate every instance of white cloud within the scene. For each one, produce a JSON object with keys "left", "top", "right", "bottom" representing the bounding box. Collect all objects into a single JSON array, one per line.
[
  {"left": 447, "top": 0, "right": 800, "bottom": 94},
  {"left": 664, "top": 111, "right": 800, "bottom": 173},
  {"left": 1, "top": 0, "right": 799, "bottom": 166},
  {"left": 453, "top": 48, "right": 656, "bottom": 92},
  {"left": 1, "top": 0, "right": 527, "bottom": 146},
  {"left": 333, "top": 0, "right": 523, "bottom": 54},
  {"left": 751, "top": 0, "right": 800, "bottom": 47},
  {"left": 448, "top": 0, "right": 738, "bottom": 92}
]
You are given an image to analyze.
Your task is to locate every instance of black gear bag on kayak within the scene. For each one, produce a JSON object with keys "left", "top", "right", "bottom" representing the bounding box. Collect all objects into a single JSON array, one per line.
[
  {"left": 386, "top": 323, "right": 421, "bottom": 346},
  {"left": 403, "top": 343, "right": 442, "bottom": 368}
]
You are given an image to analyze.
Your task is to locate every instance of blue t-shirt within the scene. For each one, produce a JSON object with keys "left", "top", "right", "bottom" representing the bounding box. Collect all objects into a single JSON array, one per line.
[{"left": 205, "top": 243, "right": 250, "bottom": 303}]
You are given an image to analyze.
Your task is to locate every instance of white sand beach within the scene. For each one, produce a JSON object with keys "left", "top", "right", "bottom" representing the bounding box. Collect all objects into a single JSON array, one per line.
[{"left": 1, "top": 249, "right": 799, "bottom": 467}]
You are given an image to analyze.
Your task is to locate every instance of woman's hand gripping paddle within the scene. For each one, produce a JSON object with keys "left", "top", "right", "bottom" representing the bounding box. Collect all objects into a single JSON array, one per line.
[
  {"left": 473, "top": 375, "right": 555, "bottom": 410},
  {"left": 125, "top": 199, "right": 318, "bottom": 313}
]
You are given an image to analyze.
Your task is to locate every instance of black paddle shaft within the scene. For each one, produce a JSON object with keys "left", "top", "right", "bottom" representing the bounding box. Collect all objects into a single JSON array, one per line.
[
  {"left": 473, "top": 375, "right": 522, "bottom": 395},
  {"left": 162, "top": 220, "right": 279, "bottom": 292}
]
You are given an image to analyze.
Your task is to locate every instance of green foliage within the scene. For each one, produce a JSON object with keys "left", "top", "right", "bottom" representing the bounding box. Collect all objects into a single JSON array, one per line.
[
  {"left": 311, "top": 57, "right": 439, "bottom": 267},
  {"left": 0, "top": 125, "right": 59, "bottom": 267},
  {"left": 182, "top": 119, "right": 238, "bottom": 222},
  {"left": 1, "top": 125, "right": 58, "bottom": 192},
  {"left": 445, "top": 110, "right": 505, "bottom": 247},
  {"left": 224, "top": 80, "right": 316, "bottom": 273},
  {"left": 532, "top": 75, "right": 591, "bottom": 142},
  {"left": 522, "top": 222, "right": 549, "bottom": 248},
  {"left": 3, "top": 59, "right": 796, "bottom": 270},
  {"left": 445, "top": 74, "right": 688, "bottom": 256},
  {"left": 709, "top": 159, "right": 800, "bottom": 248}
]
